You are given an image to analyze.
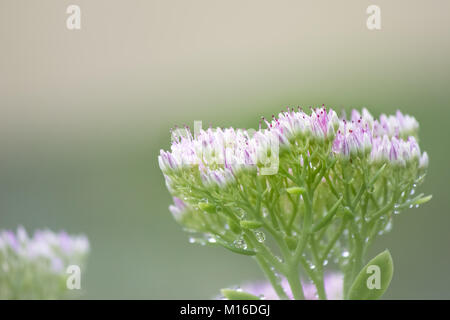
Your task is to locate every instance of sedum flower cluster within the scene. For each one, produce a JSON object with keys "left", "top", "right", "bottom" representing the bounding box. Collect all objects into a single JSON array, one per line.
[
  {"left": 0, "top": 227, "right": 89, "bottom": 299},
  {"left": 159, "top": 106, "right": 430, "bottom": 300}
]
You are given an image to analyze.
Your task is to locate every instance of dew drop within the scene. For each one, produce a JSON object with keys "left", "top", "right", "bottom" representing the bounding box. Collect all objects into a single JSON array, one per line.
[
  {"left": 188, "top": 237, "right": 196, "bottom": 244},
  {"left": 410, "top": 189, "right": 415, "bottom": 196},
  {"left": 385, "top": 220, "right": 393, "bottom": 232},
  {"left": 208, "top": 237, "right": 217, "bottom": 244},
  {"left": 323, "top": 259, "right": 328, "bottom": 266},
  {"left": 233, "top": 238, "right": 247, "bottom": 250},
  {"left": 342, "top": 251, "right": 350, "bottom": 258},
  {"left": 237, "top": 209, "right": 246, "bottom": 219},
  {"left": 255, "top": 231, "right": 266, "bottom": 243}
]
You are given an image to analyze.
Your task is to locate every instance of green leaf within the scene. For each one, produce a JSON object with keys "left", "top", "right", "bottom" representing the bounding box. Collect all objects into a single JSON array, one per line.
[
  {"left": 240, "top": 220, "right": 263, "bottom": 229},
  {"left": 286, "top": 187, "right": 306, "bottom": 195},
  {"left": 348, "top": 250, "right": 394, "bottom": 300},
  {"left": 216, "top": 238, "right": 257, "bottom": 256},
  {"left": 413, "top": 194, "right": 432, "bottom": 205},
  {"left": 221, "top": 289, "right": 260, "bottom": 300}
]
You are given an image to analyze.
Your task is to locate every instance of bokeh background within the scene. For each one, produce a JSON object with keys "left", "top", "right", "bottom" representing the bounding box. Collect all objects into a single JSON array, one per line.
[{"left": 1, "top": 0, "right": 449, "bottom": 299}]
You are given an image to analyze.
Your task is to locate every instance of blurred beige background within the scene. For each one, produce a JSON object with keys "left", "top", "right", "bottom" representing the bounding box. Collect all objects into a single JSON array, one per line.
[{"left": 1, "top": 0, "right": 449, "bottom": 298}]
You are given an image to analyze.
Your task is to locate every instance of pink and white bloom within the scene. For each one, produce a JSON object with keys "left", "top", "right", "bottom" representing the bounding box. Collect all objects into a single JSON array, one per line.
[
  {"left": 238, "top": 273, "right": 343, "bottom": 300},
  {"left": 0, "top": 227, "right": 89, "bottom": 273},
  {"left": 159, "top": 106, "right": 428, "bottom": 180}
]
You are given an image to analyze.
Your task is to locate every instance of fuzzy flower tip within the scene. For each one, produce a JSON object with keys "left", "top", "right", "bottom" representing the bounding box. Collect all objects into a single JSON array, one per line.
[
  {"left": 159, "top": 107, "right": 427, "bottom": 189},
  {"left": 0, "top": 226, "right": 89, "bottom": 299}
]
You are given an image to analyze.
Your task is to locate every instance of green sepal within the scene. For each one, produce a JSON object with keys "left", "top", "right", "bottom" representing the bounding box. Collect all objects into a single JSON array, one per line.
[
  {"left": 413, "top": 194, "right": 432, "bottom": 205},
  {"left": 240, "top": 220, "right": 263, "bottom": 229},
  {"left": 216, "top": 238, "right": 257, "bottom": 256},
  {"left": 228, "top": 219, "right": 241, "bottom": 234},
  {"left": 221, "top": 289, "right": 260, "bottom": 300},
  {"left": 348, "top": 249, "right": 394, "bottom": 300},
  {"left": 286, "top": 187, "right": 306, "bottom": 195},
  {"left": 198, "top": 201, "right": 216, "bottom": 213}
]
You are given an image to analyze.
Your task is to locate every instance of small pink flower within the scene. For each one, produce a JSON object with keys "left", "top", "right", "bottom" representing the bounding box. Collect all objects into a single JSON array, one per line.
[{"left": 239, "top": 273, "right": 343, "bottom": 300}]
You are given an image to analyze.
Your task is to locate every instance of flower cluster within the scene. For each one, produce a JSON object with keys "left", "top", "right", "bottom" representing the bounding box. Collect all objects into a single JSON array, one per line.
[
  {"left": 159, "top": 106, "right": 430, "bottom": 300},
  {"left": 159, "top": 108, "right": 427, "bottom": 188},
  {"left": 0, "top": 227, "right": 89, "bottom": 299}
]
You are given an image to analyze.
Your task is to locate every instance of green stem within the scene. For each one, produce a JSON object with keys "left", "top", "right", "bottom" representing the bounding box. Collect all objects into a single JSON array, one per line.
[
  {"left": 285, "top": 263, "right": 305, "bottom": 300},
  {"left": 310, "top": 240, "right": 327, "bottom": 300},
  {"left": 244, "top": 231, "right": 285, "bottom": 272},
  {"left": 343, "top": 240, "right": 364, "bottom": 299},
  {"left": 254, "top": 255, "right": 289, "bottom": 300}
]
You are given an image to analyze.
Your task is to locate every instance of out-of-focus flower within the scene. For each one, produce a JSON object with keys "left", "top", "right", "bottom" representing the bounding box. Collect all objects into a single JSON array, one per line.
[{"left": 0, "top": 227, "right": 89, "bottom": 299}]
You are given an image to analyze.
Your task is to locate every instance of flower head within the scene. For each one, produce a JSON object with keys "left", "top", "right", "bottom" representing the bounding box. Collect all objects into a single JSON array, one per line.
[{"left": 159, "top": 105, "right": 430, "bottom": 300}]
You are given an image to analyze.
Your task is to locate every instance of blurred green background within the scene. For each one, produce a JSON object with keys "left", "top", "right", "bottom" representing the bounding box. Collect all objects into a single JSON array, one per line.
[{"left": 1, "top": 0, "right": 449, "bottom": 299}]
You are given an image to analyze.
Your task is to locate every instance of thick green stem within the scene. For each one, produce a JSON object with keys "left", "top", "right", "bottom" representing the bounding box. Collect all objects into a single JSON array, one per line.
[
  {"left": 310, "top": 239, "right": 327, "bottom": 300},
  {"left": 343, "top": 242, "right": 364, "bottom": 299},
  {"left": 285, "top": 263, "right": 305, "bottom": 300},
  {"left": 315, "top": 271, "right": 327, "bottom": 300}
]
